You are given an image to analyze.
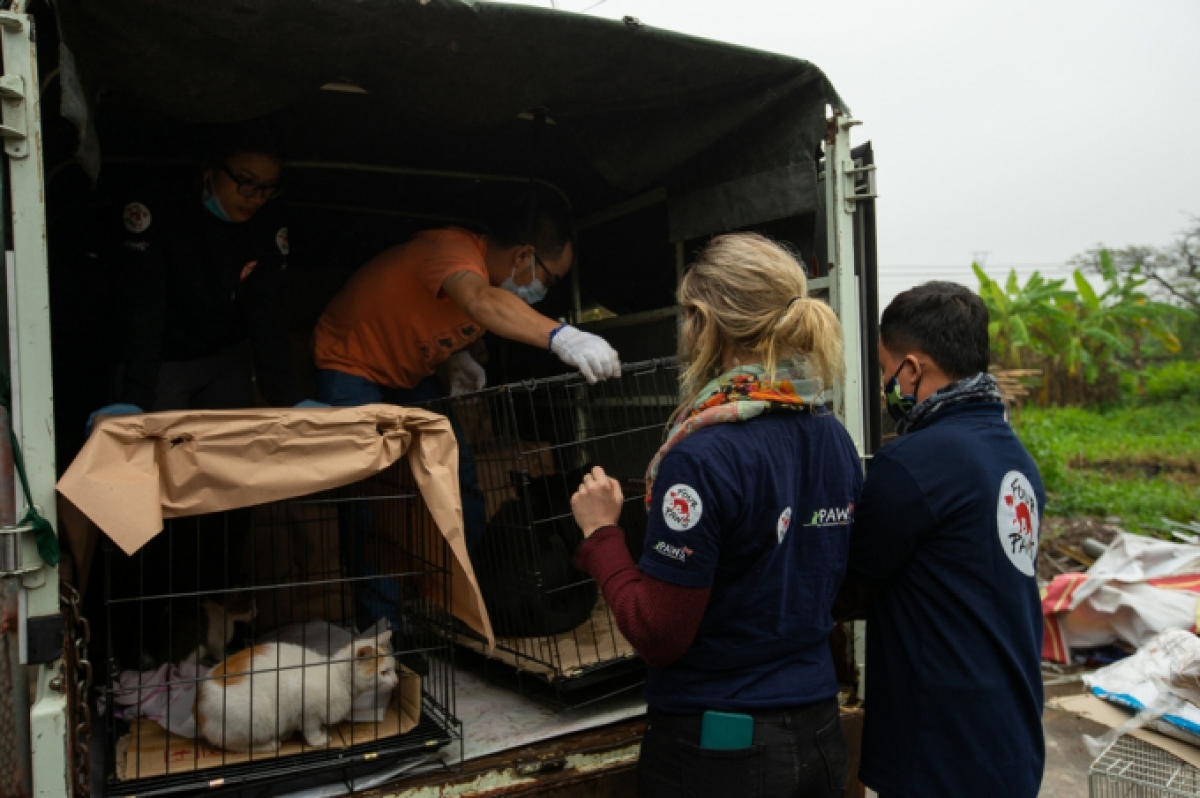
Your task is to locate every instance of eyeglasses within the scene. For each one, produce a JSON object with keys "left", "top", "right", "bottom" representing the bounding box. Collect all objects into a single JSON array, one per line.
[
  {"left": 220, "top": 164, "right": 283, "bottom": 201},
  {"left": 532, "top": 253, "right": 565, "bottom": 288}
]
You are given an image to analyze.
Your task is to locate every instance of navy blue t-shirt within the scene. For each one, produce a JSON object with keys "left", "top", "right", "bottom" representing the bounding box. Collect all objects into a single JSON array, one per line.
[
  {"left": 847, "top": 402, "right": 1045, "bottom": 798},
  {"left": 639, "top": 410, "right": 862, "bottom": 714}
]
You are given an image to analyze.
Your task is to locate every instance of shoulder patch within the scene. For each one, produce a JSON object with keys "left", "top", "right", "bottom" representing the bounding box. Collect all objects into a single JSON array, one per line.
[
  {"left": 275, "top": 227, "right": 289, "bottom": 255},
  {"left": 997, "top": 470, "right": 1039, "bottom": 576},
  {"left": 123, "top": 202, "right": 152, "bottom": 233},
  {"left": 662, "top": 484, "right": 703, "bottom": 532},
  {"left": 777, "top": 507, "right": 793, "bottom": 543}
]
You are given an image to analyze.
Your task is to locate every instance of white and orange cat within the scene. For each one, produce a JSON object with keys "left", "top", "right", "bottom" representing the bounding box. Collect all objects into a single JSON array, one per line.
[{"left": 195, "top": 629, "right": 397, "bottom": 752}]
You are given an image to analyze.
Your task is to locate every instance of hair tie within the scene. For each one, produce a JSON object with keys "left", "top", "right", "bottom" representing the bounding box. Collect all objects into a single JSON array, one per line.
[{"left": 786, "top": 296, "right": 803, "bottom": 310}]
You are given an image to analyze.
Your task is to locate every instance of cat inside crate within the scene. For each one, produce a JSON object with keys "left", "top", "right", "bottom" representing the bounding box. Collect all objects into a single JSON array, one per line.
[{"left": 472, "top": 463, "right": 601, "bottom": 637}]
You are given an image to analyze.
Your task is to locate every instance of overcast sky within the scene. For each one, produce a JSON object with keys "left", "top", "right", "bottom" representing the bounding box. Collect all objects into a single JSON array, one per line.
[{"left": 507, "top": 0, "right": 1200, "bottom": 303}]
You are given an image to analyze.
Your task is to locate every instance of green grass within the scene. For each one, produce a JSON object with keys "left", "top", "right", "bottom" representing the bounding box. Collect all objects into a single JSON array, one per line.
[{"left": 1013, "top": 402, "right": 1200, "bottom": 532}]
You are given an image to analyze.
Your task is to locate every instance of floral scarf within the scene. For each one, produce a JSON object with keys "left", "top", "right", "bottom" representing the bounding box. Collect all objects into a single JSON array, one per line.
[
  {"left": 895, "top": 372, "right": 1004, "bottom": 436},
  {"left": 644, "top": 362, "right": 828, "bottom": 506}
]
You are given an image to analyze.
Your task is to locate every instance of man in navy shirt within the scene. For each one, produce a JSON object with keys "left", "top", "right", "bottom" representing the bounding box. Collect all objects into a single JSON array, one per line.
[{"left": 836, "top": 281, "right": 1045, "bottom": 798}]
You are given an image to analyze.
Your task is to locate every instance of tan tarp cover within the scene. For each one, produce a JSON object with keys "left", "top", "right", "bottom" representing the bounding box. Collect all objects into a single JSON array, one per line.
[
  {"left": 1050, "top": 694, "right": 1200, "bottom": 770},
  {"left": 56, "top": 405, "right": 492, "bottom": 644},
  {"left": 459, "top": 598, "right": 635, "bottom": 680}
]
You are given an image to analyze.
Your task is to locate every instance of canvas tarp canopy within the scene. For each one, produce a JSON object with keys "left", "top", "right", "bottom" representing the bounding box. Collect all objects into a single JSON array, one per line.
[{"left": 54, "top": 0, "right": 846, "bottom": 240}]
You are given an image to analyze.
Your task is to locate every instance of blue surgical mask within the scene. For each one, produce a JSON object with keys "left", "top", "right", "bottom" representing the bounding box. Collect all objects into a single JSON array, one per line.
[
  {"left": 203, "top": 190, "right": 233, "bottom": 222},
  {"left": 500, "top": 260, "right": 548, "bottom": 305},
  {"left": 884, "top": 361, "right": 920, "bottom": 423}
]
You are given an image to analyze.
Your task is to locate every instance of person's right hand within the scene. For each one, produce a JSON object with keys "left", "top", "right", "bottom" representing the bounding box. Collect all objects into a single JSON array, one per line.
[
  {"left": 85, "top": 403, "right": 144, "bottom": 436},
  {"left": 571, "top": 466, "right": 625, "bottom": 537},
  {"left": 549, "top": 325, "right": 621, "bottom": 384}
]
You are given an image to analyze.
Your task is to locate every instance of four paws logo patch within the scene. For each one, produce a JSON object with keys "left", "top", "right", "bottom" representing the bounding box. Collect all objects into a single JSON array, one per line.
[
  {"left": 662, "top": 484, "right": 702, "bottom": 532},
  {"left": 777, "top": 507, "right": 793, "bottom": 543},
  {"left": 123, "top": 202, "right": 152, "bottom": 233},
  {"left": 997, "top": 470, "right": 1039, "bottom": 576}
]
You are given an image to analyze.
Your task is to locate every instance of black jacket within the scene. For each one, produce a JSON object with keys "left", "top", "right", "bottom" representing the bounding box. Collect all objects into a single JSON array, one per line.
[{"left": 108, "top": 183, "right": 297, "bottom": 409}]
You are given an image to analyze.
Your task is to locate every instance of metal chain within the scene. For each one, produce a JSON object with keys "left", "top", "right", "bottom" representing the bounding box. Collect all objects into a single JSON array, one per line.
[{"left": 60, "top": 583, "right": 91, "bottom": 797}]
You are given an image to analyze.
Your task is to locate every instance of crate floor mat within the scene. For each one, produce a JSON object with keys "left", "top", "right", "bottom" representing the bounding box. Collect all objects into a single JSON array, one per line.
[
  {"left": 114, "top": 665, "right": 421, "bottom": 781},
  {"left": 459, "top": 598, "right": 636, "bottom": 679}
]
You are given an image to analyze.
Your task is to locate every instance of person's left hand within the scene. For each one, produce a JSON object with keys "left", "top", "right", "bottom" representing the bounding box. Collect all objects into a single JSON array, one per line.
[{"left": 571, "top": 465, "right": 624, "bottom": 537}]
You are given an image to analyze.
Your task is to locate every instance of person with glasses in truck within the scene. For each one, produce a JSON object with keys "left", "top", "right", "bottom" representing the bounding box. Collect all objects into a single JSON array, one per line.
[{"left": 89, "top": 126, "right": 301, "bottom": 430}]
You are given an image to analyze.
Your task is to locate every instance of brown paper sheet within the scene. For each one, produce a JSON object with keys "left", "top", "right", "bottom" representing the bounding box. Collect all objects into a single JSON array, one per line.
[
  {"left": 116, "top": 664, "right": 422, "bottom": 781},
  {"left": 56, "top": 405, "right": 492, "bottom": 644},
  {"left": 1049, "top": 693, "right": 1200, "bottom": 769},
  {"left": 459, "top": 597, "right": 636, "bottom": 679}
]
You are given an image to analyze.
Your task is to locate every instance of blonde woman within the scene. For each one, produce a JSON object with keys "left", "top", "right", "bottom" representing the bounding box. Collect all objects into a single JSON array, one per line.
[{"left": 571, "top": 233, "right": 862, "bottom": 798}]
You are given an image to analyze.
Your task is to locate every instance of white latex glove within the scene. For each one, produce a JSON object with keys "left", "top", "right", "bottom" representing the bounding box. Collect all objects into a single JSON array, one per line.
[
  {"left": 445, "top": 350, "right": 487, "bottom": 396},
  {"left": 549, "top": 325, "right": 622, "bottom": 384}
]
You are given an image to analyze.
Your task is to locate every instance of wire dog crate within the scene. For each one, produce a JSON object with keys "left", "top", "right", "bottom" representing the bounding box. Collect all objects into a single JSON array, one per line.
[
  {"left": 1090, "top": 735, "right": 1200, "bottom": 797},
  {"left": 100, "top": 460, "right": 460, "bottom": 797},
  {"left": 415, "top": 357, "right": 679, "bottom": 707}
]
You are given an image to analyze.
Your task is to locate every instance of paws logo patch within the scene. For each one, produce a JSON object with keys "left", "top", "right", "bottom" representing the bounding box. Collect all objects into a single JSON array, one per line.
[
  {"left": 275, "top": 227, "right": 289, "bottom": 255},
  {"left": 803, "top": 503, "right": 855, "bottom": 528},
  {"left": 663, "top": 484, "right": 702, "bottom": 532},
  {"left": 653, "top": 540, "right": 694, "bottom": 563},
  {"left": 997, "top": 470, "right": 1039, "bottom": 576},
  {"left": 123, "top": 202, "right": 152, "bottom": 233},
  {"left": 777, "top": 507, "right": 793, "bottom": 543}
]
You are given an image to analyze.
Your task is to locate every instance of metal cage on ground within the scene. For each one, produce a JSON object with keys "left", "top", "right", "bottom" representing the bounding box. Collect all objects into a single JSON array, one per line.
[
  {"left": 415, "top": 357, "right": 680, "bottom": 707},
  {"left": 1089, "top": 735, "right": 1200, "bottom": 797},
  {"left": 99, "top": 460, "right": 460, "bottom": 797}
]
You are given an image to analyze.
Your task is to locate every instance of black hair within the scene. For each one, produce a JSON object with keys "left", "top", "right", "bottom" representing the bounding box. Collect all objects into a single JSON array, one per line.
[
  {"left": 880, "top": 281, "right": 990, "bottom": 379},
  {"left": 488, "top": 185, "right": 573, "bottom": 260},
  {"left": 205, "top": 120, "right": 286, "bottom": 166}
]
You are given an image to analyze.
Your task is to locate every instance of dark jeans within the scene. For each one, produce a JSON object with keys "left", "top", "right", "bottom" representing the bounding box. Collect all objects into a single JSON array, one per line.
[
  {"left": 153, "top": 343, "right": 254, "bottom": 411},
  {"left": 639, "top": 699, "right": 846, "bottom": 798}
]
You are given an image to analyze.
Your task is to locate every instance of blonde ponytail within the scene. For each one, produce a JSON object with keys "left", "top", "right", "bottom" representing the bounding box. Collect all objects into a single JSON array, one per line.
[
  {"left": 768, "top": 297, "right": 844, "bottom": 389},
  {"left": 674, "top": 233, "right": 844, "bottom": 419}
]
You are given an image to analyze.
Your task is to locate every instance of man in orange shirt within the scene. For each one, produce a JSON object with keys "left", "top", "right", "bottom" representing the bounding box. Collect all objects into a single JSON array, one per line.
[
  {"left": 313, "top": 191, "right": 619, "bottom": 554},
  {"left": 312, "top": 191, "right": 620, "bottom": 406}
]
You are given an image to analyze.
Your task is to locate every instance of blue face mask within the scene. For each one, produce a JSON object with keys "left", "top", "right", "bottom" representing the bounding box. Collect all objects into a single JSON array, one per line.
[
  {"left": 203, "top": 191, "right": 233, "bottom": 222},
  {"left": 500, "top": 259, "right": 548, "bottom": 305},
  {"left": 884, "top": 361, "right": 920, "bottom": 423}
]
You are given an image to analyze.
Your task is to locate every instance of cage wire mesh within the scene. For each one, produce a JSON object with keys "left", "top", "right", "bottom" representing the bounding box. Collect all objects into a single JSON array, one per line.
[
  {"left": 415, "top": 357, "right": 680, "bottom": 706},
  {"left": 100, "top": 459, "right": 459, "bottom": 796},
  {"left": 1090, "top": 735, "right": 1200, "bottom": 797}
]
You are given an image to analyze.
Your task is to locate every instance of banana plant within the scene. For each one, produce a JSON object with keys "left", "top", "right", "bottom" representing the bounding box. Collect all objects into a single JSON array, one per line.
[{"left": 975, "top": 252, "right": 1181, "bottom": 406}]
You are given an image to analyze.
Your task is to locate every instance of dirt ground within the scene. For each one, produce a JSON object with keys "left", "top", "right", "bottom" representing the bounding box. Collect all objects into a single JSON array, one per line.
[
  {"left": 1037, "top": 518, "right": 1127, "bottom": 794},
  {"left": 1039, "top": 675, "right": 1109, "bottom": 797}
]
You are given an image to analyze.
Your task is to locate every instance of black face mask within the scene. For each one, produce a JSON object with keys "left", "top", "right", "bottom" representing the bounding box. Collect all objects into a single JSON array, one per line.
[{"left": 884, "top": 360, "right": 920, "bottom": 423}]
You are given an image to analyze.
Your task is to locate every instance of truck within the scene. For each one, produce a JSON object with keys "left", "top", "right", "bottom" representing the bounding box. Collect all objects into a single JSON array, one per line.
[{"left": 0, "top": 1, "right": 880, "bottom": 794}]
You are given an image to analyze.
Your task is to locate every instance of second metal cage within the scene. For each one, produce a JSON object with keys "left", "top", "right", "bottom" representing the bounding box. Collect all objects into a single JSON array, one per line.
[
  {"left": 1090, "top": 735, "right": 1200, "bottom": 798},
  {"left": 416, "top": 358, "right": 680, "bottom": 705}
]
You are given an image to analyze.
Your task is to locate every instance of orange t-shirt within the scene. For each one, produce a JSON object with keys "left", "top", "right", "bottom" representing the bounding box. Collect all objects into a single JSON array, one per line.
[{"left": 313, "top": 228, "right": 489, "bottom": 389}]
